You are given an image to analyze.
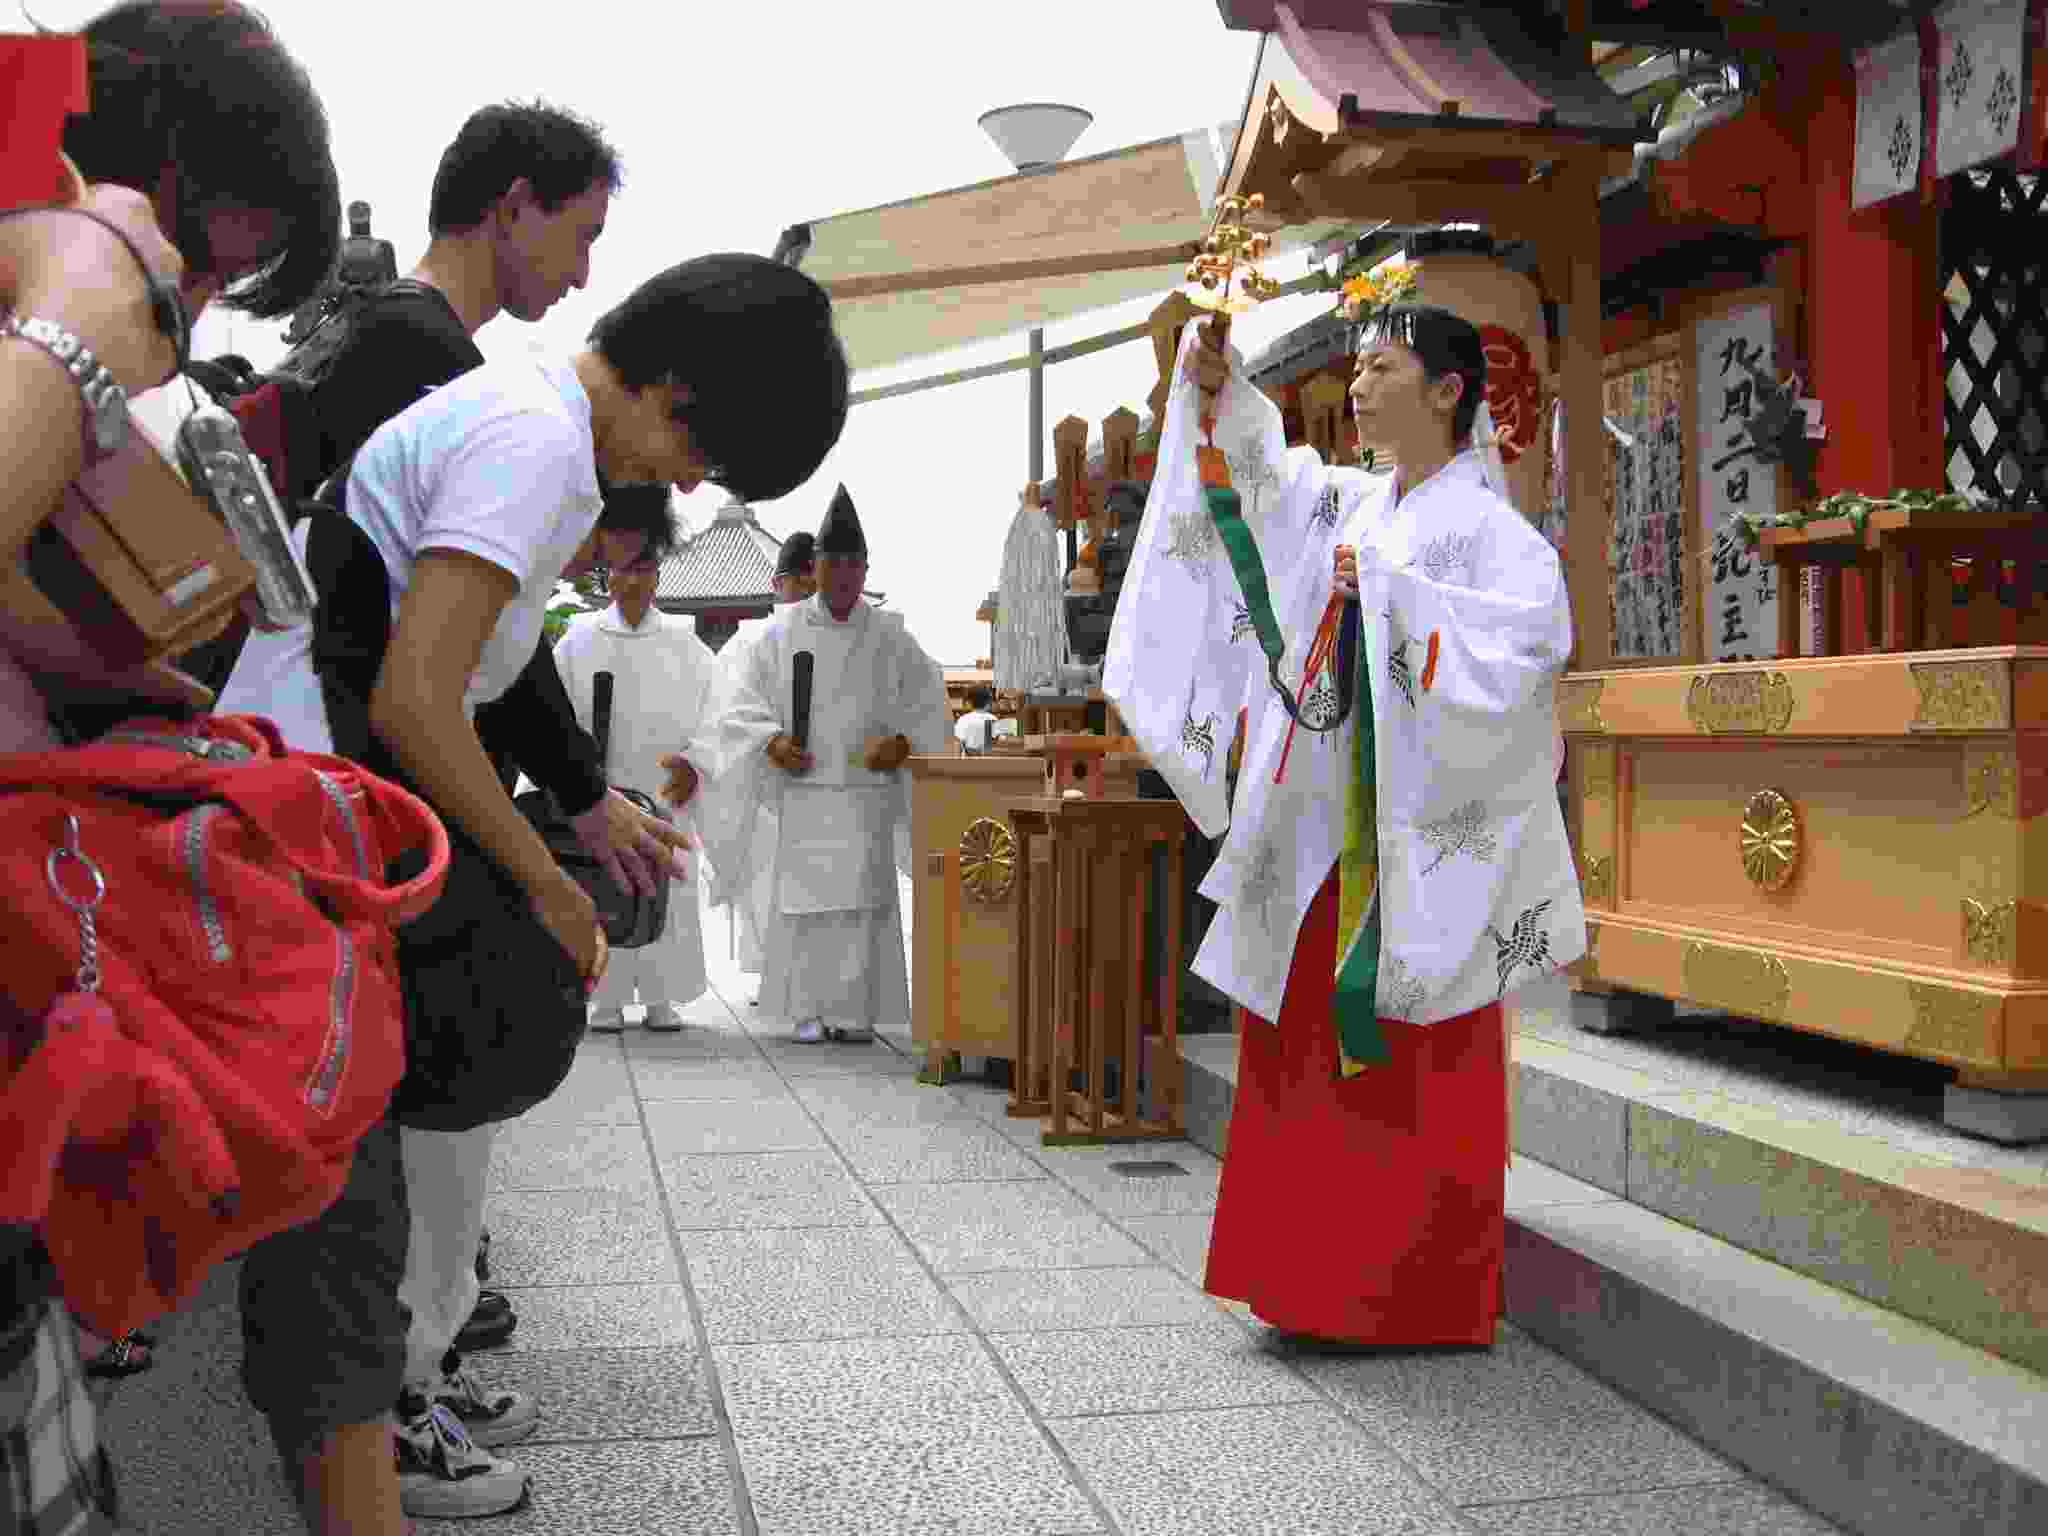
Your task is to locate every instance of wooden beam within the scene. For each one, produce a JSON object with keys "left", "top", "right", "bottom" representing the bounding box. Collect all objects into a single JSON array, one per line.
[
  {"left": 1289, "top": 171, "right": 1559, "bottom": 237},
  {"left": 826, "top": 243, "right": 1201, "bottom": 302}
]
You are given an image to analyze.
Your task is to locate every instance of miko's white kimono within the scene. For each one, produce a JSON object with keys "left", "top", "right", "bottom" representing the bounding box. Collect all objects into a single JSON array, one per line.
[
  {"left": 1105, "top": 322, "right": 1585, "bottom": 1029},
  {"left": 710, "top": 596, "right": 953, "bottom": 1029},
  {"left": 553, "top": 603, "right": 721, "bottom": 1010}
]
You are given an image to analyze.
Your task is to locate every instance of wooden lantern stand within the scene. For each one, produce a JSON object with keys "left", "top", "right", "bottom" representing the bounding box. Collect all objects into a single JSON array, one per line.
[{"left": 1006, "top": 796, "right": 1186, "bottom": 1144}]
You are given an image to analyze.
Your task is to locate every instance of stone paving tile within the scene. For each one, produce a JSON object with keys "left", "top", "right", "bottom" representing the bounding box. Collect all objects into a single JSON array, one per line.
[
  {"left": 875, "top": 1180, "right": 1150, "bottom": 1273},
  {"left": 756, "top": 1047, "right": 924, "bottom": 1079},
  {"left": 793, "top": 1075, "right": 987, "bottom": 1126},
  {"left": 482, "top": 1190, "right": 681, "bottom": 1284},
  {"left": 483, "top": 1345, "right": 716, "bottom": 1443},
  {"left": 991, "top": 1321, "right": 1318, "bottom": 1418},
  {"left": 99, "top": 1277, "right": 305, "bottom": 1536},
  {"left": 827, "top": 1120, "right": 1048, "bottom": 1183},
  {"left": 627, "top": 1057, "right": 792, "bottom": 1101},
  {"left": 1461, "top": 1480, "right": 1848, "bottom": 1534},
  {"left": 1117, "top": 1210, "right": 1218, "bottom": 1283},
  {"left": 947, "top": 1265, "right": 1226, "bottom": 1333},
  {"left": 1032, "top": 1141, "right": 1223, "bottom": 1216},
  {"left": 656, "top": 1149, "right": 881, "bottom": 1229},
  {"left": 684, "top": 1226, "right": 964, "bottom": 1343},
  {"left": 414, "top": 1438, "right": 740, "bottom": 1534},
  {"left": 646, "top": 1098, "right": 827, "bottom": 1156},
  {"left": 1301, "top": 1324, "right": 1737, "bottom": 1504},
  {"left": 1054, "top": 1402, "right": 1466, "bottom": 1536},
  {"left": 716, "top": 1335, "right": 1102, "bottom": 1535},
  {"left": 489, "top": 1284, "right": 697, "bottom": 1353},
  {"left": 619, "top": 1029, "right": 766, "bottom": 1061},
  {"left": 488, "top": 1122, "right": 657, "bottom": 1193},
  {"left": 514, "top": 1051, "right": 642, "bottom": 1125}
]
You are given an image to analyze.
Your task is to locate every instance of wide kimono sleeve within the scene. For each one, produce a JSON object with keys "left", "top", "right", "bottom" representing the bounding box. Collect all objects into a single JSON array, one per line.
[
  {"left": 1104, "top": 320, "right": 1297, "bottom": 838},
  {"left": 701, "top": 621, "right": 788, "bottom": 911},
  {"left": 1361, "top": 514, "right": 1586, "bottom": 1021},
  {"left": 887, "top": 626, "right": 955, "bottom": 756}
]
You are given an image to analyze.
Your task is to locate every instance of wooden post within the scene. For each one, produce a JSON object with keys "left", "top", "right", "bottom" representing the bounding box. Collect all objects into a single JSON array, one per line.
[
  {"left": 1552, "top": 154, "right": 1612, "bottom": 670},
  {"left": 1102, "top": 407, "right": 1140, "bottom": 484},
  {"left": 1302, "top": 370, "right": 1349, "bottom": 461},
  {"left": 1146, "top": 291, "right": 1200, "bottom": 427},
  {"left": 1052, "top": 415, "right": 1089, "bottom": 531}
]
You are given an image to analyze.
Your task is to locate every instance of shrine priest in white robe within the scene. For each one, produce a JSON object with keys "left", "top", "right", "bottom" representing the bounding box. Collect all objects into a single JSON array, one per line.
[
  {"left": 715, "top": 531, "right": 817, "bottom": 986},
  {"left": 554, "top": 495, "right": 723, "bottom": 1032},
  {"left": 711, "top": 486, "right": 952, "bottom": 1042},
  {"left": 1104, "top": 303, "right": 1585, "bottom": 1346}
]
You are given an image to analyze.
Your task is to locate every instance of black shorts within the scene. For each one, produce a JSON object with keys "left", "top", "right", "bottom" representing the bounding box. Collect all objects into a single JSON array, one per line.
[{"left": 237, "top": 1115, "right": 409, "bottom": 1466}]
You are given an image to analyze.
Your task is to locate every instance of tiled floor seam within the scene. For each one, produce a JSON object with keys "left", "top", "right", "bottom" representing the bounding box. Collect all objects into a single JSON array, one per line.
[
  {"left": 627, "top": 993, "right": 767, "bottom": 1536},
  {"left": 744, "top": 1005, "right": 1132, "bottom": 1536}
]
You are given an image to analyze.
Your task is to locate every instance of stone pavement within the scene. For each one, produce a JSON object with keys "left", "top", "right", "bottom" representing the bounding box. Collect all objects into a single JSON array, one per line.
[{"left": 100, "top": 901, "right": 1849, "bottom": 1535}]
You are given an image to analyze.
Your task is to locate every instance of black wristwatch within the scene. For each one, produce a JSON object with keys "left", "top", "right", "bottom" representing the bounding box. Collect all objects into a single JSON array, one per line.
[{"left": 2, "top": 312, "right": 129, "bottom": 465}]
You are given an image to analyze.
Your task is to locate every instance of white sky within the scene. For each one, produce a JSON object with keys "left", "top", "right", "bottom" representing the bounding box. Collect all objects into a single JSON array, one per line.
[{"left": 57, "top": 0, "right": 1358, "bottom": 665}]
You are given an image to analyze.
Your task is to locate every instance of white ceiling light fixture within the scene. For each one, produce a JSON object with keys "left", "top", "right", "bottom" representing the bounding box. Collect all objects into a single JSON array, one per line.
[{"left": 978, "top": 103, "right": 1094, "bottom": 172}]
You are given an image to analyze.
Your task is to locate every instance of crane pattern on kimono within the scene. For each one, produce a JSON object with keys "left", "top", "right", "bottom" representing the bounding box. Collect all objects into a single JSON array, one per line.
[
  {"left": 1486, "top": 899, "right": 1554, "bottom": 998},
  {"left": 1376, "top": 950, "right": 1429, "bottom": 1022},
  {"left": 1182, "top": 704, "right": 1218, "bottom": 780},
  {"left": 1385, "top": 606, "right": 1421, "bottom": 709},
  {"left": 1231, "top": 601, "right": 1256, "bottom": 644},
  {"left": 1236, "top": 835, "right": 1286, "bottom": 935},
  {"left": 1418, "top": 800, "right": 1498, "bottom": 876},
  {"left": 1164, "top": 502, "right": 1219, "bottom": 564},
  {"left": 1309, "top": 483, "right": 1343, "bottom": 532},
  {"left": 1226, "top": 434, "right": 1281, "bottom": 524},
  {"left": 1410, "top": 531, "right": 1477, "bottom": 587}
]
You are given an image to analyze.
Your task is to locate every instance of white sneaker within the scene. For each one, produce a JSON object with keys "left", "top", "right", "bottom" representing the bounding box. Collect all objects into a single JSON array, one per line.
[
  {"left": 792, "top": 1018, "right": 826, "bottom": 1044},
  {"left": 427, "top": 1350, "right": 538, "bottom": 1447},
  {"left": 588, "top": 1006, "right": 626, "bottom": 1034},
  {"left": 645, "top": 1001, "right": 685, "bottom": 1033},
  {"left": 394, "top": 1394, "right": 530, "bottom": 1520}
]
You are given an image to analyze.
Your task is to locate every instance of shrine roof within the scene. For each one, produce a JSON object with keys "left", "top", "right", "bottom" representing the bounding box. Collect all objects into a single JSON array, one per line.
[
  {"left": 656, "top": 498, "right": 786, "bottom": 607},
  {"left": 1243, "top": 4, "right": 1644, "bottom": 145}
]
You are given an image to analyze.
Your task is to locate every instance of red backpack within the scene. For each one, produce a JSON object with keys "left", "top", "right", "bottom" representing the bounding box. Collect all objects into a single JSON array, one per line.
[{"left": 0, "top": 713, "right": 448, "bottom": 1337}]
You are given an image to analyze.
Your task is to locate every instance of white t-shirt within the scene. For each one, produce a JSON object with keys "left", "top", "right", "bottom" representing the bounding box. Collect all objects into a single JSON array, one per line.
[
  {"left": 350, "top": 354, "right": 602, "bottom": 717},
  {"left": 217, "top": 354, "right": 602, "bottom": 752},
  {"left": 215, "top": 521, "right": 333, "bottom": 751}
]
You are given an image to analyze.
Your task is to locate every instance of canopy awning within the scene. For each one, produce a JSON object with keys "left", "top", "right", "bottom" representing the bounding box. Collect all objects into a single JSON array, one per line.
[{"left": 781, "top": 123, "right": 1352, "bottom": 374}]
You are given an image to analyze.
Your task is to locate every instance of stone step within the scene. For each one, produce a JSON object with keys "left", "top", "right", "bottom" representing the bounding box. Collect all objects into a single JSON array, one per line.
[
  {"left": 1172, "top": 1023, "right": 2048, "bottom": 1536},
  {"left": 1510, "top": 1191, "right": 2047, "bottom": 1536},
  {"left": 1512, "top": 1000, "right": 2048, "bottom": 1379}
]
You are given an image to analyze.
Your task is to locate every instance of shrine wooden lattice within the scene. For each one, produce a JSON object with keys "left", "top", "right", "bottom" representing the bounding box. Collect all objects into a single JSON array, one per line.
[{"left": 1941, "top": 168, "right": 2048, "bottom": 512}]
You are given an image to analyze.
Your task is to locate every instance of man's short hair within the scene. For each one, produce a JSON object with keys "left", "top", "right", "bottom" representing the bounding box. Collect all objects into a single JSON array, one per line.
[
  {"left": 588, "top": 254, "right": 849, "bottom": 504},
  {"left": 429, "top": 101, "right": 624, "bottom": 235},
  {"left": 69, "top": 0, "right": 342, "bottom": 318},
  {"left": 596, "top": 483, "right": 680, "bottom": 563},
  {"left": 969, "top": 687, "right": 993, "bottom": 710}
]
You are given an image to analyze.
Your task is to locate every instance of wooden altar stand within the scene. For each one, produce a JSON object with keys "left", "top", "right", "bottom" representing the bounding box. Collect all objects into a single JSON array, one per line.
[
  {"left": 1005, "top": 796, "right": 1185, "bottom": 1145},
  {"left": 1760, "top": 503, "right": 2044, "bottom": 655}
]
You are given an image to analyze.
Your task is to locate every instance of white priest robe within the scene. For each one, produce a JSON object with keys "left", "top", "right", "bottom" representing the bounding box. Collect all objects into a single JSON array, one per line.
[
  {"left": 711, "top": 596, "right": 952, "bottom": 1029},
  {"left": 702, "top": 616, "right": 781, "bottom": 978},
  {"left": 1105, "top": 319, "right": 1586, "bottom": 1035},
  {"left": 1104, "top": 321, "right": 1585, "bottom": 1343},
  {"left": 553, "top": 603, "right": 722, "bottom": 1010}
]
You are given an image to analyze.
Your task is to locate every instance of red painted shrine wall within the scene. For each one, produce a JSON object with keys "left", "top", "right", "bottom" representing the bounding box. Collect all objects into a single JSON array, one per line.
[{"left": 1606, "top": 46, "right": 1949, "bottom": 652}]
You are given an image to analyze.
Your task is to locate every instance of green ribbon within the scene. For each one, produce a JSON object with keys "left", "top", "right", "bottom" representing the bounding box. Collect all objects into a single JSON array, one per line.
[{"left": 1202, "top": 484, "right": 1387, "bottom": 1068}]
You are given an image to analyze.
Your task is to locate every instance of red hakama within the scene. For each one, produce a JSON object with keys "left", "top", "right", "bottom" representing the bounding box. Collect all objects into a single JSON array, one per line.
[{"left": 1204, "top": 873, "right": 1506, "bottom": 1345}]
